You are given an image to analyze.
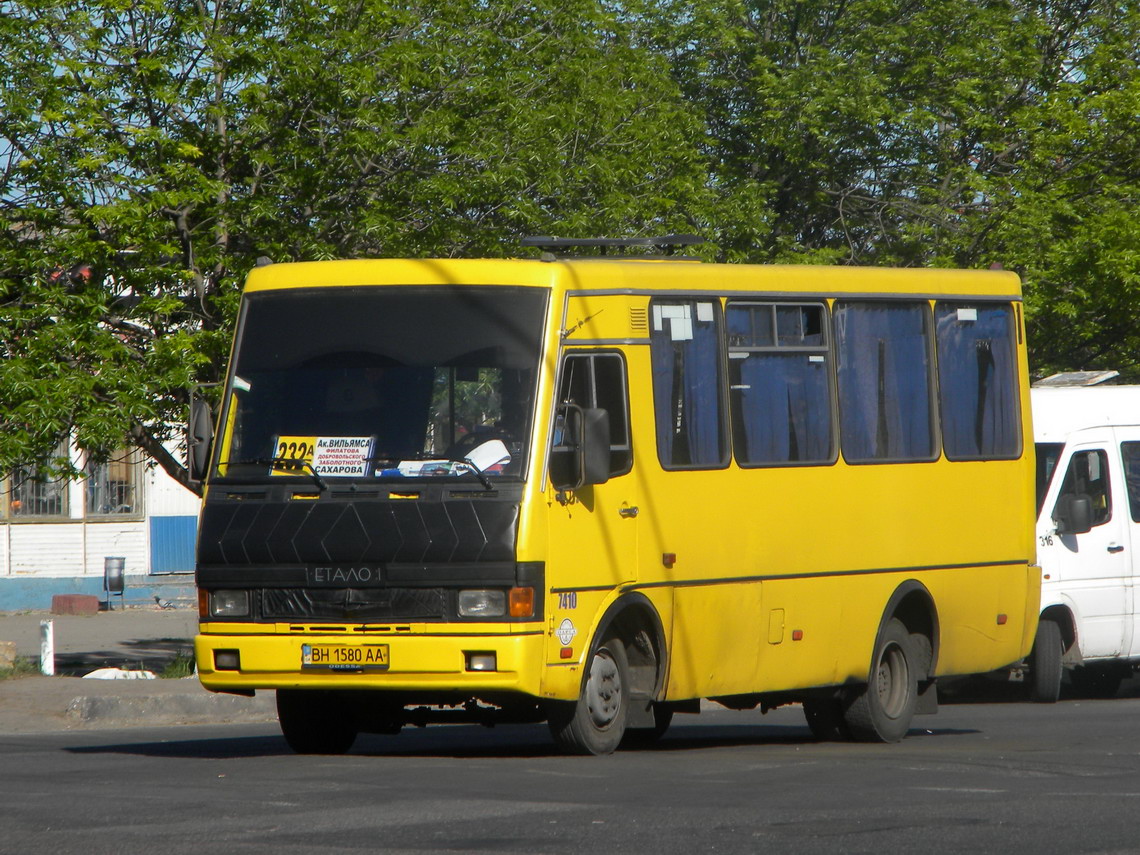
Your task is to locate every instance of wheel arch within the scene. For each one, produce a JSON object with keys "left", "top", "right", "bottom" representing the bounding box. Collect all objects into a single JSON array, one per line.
[
  {"left": 590, "top": 592, "right": 669, "bottom": 701},
  {"left": 1039, "top": 603, "right": 1077, "bottom": 657},
  {"left": 876, "top": 580, "right": 939, "bottom": 679}
]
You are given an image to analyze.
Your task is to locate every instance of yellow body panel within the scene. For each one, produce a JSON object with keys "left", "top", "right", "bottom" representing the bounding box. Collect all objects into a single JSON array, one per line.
[{"left": 198, "top": 256, "right": 1038, "bottom": 709}]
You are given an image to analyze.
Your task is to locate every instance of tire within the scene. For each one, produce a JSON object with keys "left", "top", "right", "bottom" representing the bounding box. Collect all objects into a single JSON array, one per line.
[
  {"left": 276, "top": 690, "right": 358, "bottom": 755},
  {"left": 1029, "top": 619, "right": 1064, "bottom": 704},
  {"left": 621, "top": 704, "right": 674, "bottom": 748},
  {"left": 548, "top": 637, "right": 629, "bottom": 755},
  {"left": 843, "top": 618, "right": 917, "bottom": 743},
  {"left": 1069, "top": 663, "right": 1125, "bottom": 699},
  {"left": 802, "top": 698, "right": 850, "bottom": 741}
]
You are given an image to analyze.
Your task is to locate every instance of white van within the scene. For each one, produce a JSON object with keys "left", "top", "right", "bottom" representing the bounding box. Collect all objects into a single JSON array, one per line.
[{"left": 1027, "top": 383, "right": 1140, "bottom": 701}]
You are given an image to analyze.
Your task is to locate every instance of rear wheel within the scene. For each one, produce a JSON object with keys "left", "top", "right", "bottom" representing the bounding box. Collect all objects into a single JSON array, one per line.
[
  {"left": 843, "top": 618, "right": 917, "bottom": 743},
  {"left": 548, "top": 637, "right": 629, "bottom": 755},
  {"left": 277, "top": 690, "right": 358, "bottom": 755},
  {"left": 1029, "top": 619, "right": 1064, "bottom": 703}
]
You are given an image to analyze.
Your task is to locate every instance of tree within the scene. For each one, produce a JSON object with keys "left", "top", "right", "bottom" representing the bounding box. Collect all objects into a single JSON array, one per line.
[
  {"left": 655, "top": 0, "right": 1140, "bottom": 375},
  {"left": 0, "top": 0, "right": 713, "bottom": 488}
]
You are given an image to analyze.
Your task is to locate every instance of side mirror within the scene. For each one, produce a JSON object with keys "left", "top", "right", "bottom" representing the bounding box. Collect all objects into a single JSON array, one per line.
[
  {"left": 550, "top": 405, "right": 611, "bottom": 490},
  {"left": 1053, "top": 494, "right": 1093, "bottom": 536},
  {"left": 187, "top": 396, "right": 214, "bottom": 482}
]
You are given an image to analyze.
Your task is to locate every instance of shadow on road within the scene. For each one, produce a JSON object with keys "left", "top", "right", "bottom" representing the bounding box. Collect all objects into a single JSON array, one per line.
[{"left": 63, "top": 717, "right": 980, "bottom": 761}]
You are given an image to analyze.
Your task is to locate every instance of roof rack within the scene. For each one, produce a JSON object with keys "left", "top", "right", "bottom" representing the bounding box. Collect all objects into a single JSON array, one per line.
[{"left": 521, "top": 234, "right": 703, "bottom": 257}]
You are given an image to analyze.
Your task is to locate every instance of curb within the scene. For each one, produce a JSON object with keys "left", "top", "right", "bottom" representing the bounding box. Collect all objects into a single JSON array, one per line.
[{"left": 65, "top": 692, "right": 277, "bottom": 727}]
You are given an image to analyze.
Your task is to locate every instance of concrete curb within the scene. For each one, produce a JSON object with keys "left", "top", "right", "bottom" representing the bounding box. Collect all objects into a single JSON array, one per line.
[{"left": 65, "top": 692, "right": 276, "bottom": 727}]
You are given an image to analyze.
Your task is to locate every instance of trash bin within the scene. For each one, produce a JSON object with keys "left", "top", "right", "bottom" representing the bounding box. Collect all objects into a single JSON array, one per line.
[{"left": 104, "top": 556, "right": 126, "bottom": 610}]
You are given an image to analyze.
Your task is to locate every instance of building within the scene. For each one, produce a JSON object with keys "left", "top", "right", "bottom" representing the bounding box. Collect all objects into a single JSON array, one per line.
[{"left": 0, "top": 445, "right": 199, "bottom": 610}]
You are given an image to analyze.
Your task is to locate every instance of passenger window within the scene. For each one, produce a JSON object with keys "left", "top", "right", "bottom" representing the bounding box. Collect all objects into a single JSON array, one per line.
[
  {"left": 649, "top": 299, "right": 727, "bottom": 468},
  {"left": 553, "top": 352, "right": 632, "bottom": 476},
  {"left": 1055, "top": 450, "right": 1112, "bottom": 528},
  {"left": 935, "top": 303, "right": 1020, "bottom": 460},
  {"left": 834, "top": 301, "right": 935, "bottom": 462},
  {"left": 1120, "top": 442, "right": 1140, "bottom": 523},
  {"left": 726, "top": 302, "right": 834, "bottom": 465}
]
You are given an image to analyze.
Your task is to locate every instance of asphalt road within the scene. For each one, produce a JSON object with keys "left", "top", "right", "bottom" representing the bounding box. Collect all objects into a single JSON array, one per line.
[{"left": 3, "top": 696, "right": 1140, "bottom": 855}]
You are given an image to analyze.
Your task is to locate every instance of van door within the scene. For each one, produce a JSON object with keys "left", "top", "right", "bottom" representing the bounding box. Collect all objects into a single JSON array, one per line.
[
  {"left": 1040, "top": 438, "right": 1130, "bottom": 659},
  {"left": 1116, "top": 435, "right": 1140, "bottom": 658}
]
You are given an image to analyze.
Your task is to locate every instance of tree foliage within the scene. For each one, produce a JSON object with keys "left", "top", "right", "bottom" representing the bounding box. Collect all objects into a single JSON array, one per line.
[{"left": 2, "top": 0, "right": 1139, "bottom": 487}]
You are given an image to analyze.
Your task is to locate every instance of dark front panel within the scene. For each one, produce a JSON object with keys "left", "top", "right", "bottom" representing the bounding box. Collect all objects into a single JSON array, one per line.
[{"left": 197, "top": 486, "right": 521, "bottom": 574}]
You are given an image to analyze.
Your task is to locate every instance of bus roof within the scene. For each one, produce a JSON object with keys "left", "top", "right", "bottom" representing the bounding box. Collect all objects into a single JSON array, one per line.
[{"left": 243, "top": 257, "right": 1022, "bottom": 301}]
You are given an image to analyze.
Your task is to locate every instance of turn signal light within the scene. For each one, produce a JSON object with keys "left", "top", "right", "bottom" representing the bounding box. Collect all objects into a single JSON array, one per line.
[{"left": 509, "top": 586, "right": 535, "bottom": 618}]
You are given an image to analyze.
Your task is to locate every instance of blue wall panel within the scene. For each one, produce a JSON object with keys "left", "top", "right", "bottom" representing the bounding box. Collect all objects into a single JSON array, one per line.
[{"left": 150, "top": 515, "right": 197, "bottom": 574}]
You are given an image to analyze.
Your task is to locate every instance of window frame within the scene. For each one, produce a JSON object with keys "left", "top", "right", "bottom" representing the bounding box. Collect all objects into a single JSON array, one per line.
[
  {"left": 934, "top": 301, "right": 1022, "bottom": 462},
  {"left": 649, "top": 296, "right": 730, "bottom": 471},
  {"left": 552, "top": 349, "right": 634, "bottom": 479},
  {"left": 84, "top": 448, "right": 145, "bottom": 520},
  {"left": 834, "top": 299, "right": 939, "bottom": 465},
  {"left": 725, "top": 299, "right": 837, "bottom": 468}
]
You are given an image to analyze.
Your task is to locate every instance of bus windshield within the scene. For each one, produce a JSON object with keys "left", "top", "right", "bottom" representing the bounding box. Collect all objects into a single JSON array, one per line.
[{"left": 215, "top": 285, "right": 548, "bottom": 483}]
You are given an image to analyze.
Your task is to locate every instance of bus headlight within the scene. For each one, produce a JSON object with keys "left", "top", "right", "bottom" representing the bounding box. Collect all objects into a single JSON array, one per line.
[
  {"left": 458, "top": 589, "right": 506, "bottom": 618},
  {"left": 210, "top": 590, "right": 250, "bottom": 618}
]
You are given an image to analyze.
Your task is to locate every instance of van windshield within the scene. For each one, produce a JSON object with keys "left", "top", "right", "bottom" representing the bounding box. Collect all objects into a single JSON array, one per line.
[{"left": 214, "top": 285, "right": 548, "bottom": 483}]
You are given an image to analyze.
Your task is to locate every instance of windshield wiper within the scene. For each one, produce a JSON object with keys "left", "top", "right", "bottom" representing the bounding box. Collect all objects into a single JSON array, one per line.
[{"left": 223, "top": 457, "right": 328, "bottom": 492}]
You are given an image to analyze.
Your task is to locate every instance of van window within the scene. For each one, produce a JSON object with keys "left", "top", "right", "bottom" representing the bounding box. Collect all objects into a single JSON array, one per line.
[
  {"left": 835, "top": 301, "right": 935, "bottom": 462},
  {"left": 935, "top": 303, "right": 1020, "bottom": 459},
  {"left": 650, "top": 299, "right": 727, "bottom": 468},
  {"left": 1120, "top": 442, "right": 1140, "bottom": 523},
  {"left": 726, "top": 302, "right": 834, "bottom": 465},
  {"left": 1054, "top": 449, "right": 1111, "bottom": 528}
]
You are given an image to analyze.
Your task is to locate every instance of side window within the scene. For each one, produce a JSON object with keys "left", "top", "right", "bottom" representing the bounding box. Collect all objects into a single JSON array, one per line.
[
  {"left": 554, "top": 352, "right": 632, "bottom": 476},
  {"left": 935, "top": 303, "right": 1021, "bottom": 460},
  {"left": 726, "top": 301, "right": 834, "bottom": 465},
  {"left": 834, "top": 301, "right": 935, "bottom": 462},
  {"left": 1054, "top": 449, "right": 1111, "bottom": 528},
  {"left": 1120, "top": 442, "right": 1140, "bottom": 523},
  {"left": 649, "top": 298, "right": 727, "bottom": 468}
]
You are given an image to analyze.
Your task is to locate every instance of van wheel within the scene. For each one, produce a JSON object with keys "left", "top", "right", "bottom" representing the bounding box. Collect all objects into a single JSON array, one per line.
[
  {"left": 843, "top": 618, "right": 917, "bottom": 743},
  {"left": 277, "top": 690, "right": 358, "bottom": 754},
  {"left": 548, "top": 637, "right": 629, "bottom": 755},
  {"left": 1029, "top": 619, "right": 1063, "bottom": 703}
]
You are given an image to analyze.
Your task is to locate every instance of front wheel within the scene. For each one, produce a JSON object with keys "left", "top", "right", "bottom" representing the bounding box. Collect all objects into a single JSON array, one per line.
[
  {"left": 843, "top": 618, "right": 917, "bottom": 743},
  {"left": 277, "top": 690, "right": 358, "bottom": 755},
  {"left": 548, "top": 637, "right": 629, "bottom": 755}
]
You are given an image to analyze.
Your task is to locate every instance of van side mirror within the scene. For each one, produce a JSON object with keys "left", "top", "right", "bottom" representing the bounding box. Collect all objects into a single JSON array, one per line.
[
  {"left": 187, "top": 396, "right": 214, "bottom": 483},
  {"left": 1053, "top": 494, "right": 1093, "bottom": 536},
  {"left": 550, "top": 404, "right": 611, "bottom": 490}
]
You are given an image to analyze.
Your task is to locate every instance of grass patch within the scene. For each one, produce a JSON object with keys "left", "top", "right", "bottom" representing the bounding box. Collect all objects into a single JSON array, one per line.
[
  {"left": 0, "top": 656, "right": 41, "bottom": 681},
  {"left": 159, "top": 650, "right": 196, "bottom": 679}
]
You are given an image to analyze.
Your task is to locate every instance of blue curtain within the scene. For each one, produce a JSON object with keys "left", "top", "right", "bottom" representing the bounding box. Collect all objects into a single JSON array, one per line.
[
  {"left": 651, "top": 302, "right": 725, "bottom": 466},
  {"left": 936, "top": 304, "right": 1019, "bottom": 459},
  {"left": 735, "top": 355, "right": 831, "bottom": 463},
  {"left": 836, "top": 303, "right": 933, "bottom": 461}
]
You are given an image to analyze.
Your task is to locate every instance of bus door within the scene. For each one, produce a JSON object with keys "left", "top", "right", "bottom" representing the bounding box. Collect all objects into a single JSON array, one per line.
[
  {"left": 546, "top": 351, "right": 638, "bottom": 652},
  {"left": 1042, "top": 440, "right": 1130, "bottom": 658}
]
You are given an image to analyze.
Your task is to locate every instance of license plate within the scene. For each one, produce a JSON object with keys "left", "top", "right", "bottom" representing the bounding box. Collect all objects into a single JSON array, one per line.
[{"left": 302, "top": 643, "right": 389, "bottom": 670}]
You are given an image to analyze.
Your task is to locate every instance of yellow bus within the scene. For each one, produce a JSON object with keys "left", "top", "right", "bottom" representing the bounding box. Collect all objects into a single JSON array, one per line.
[{"left": 191, "top": 238, "right": 1040, "bottom": 754}]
